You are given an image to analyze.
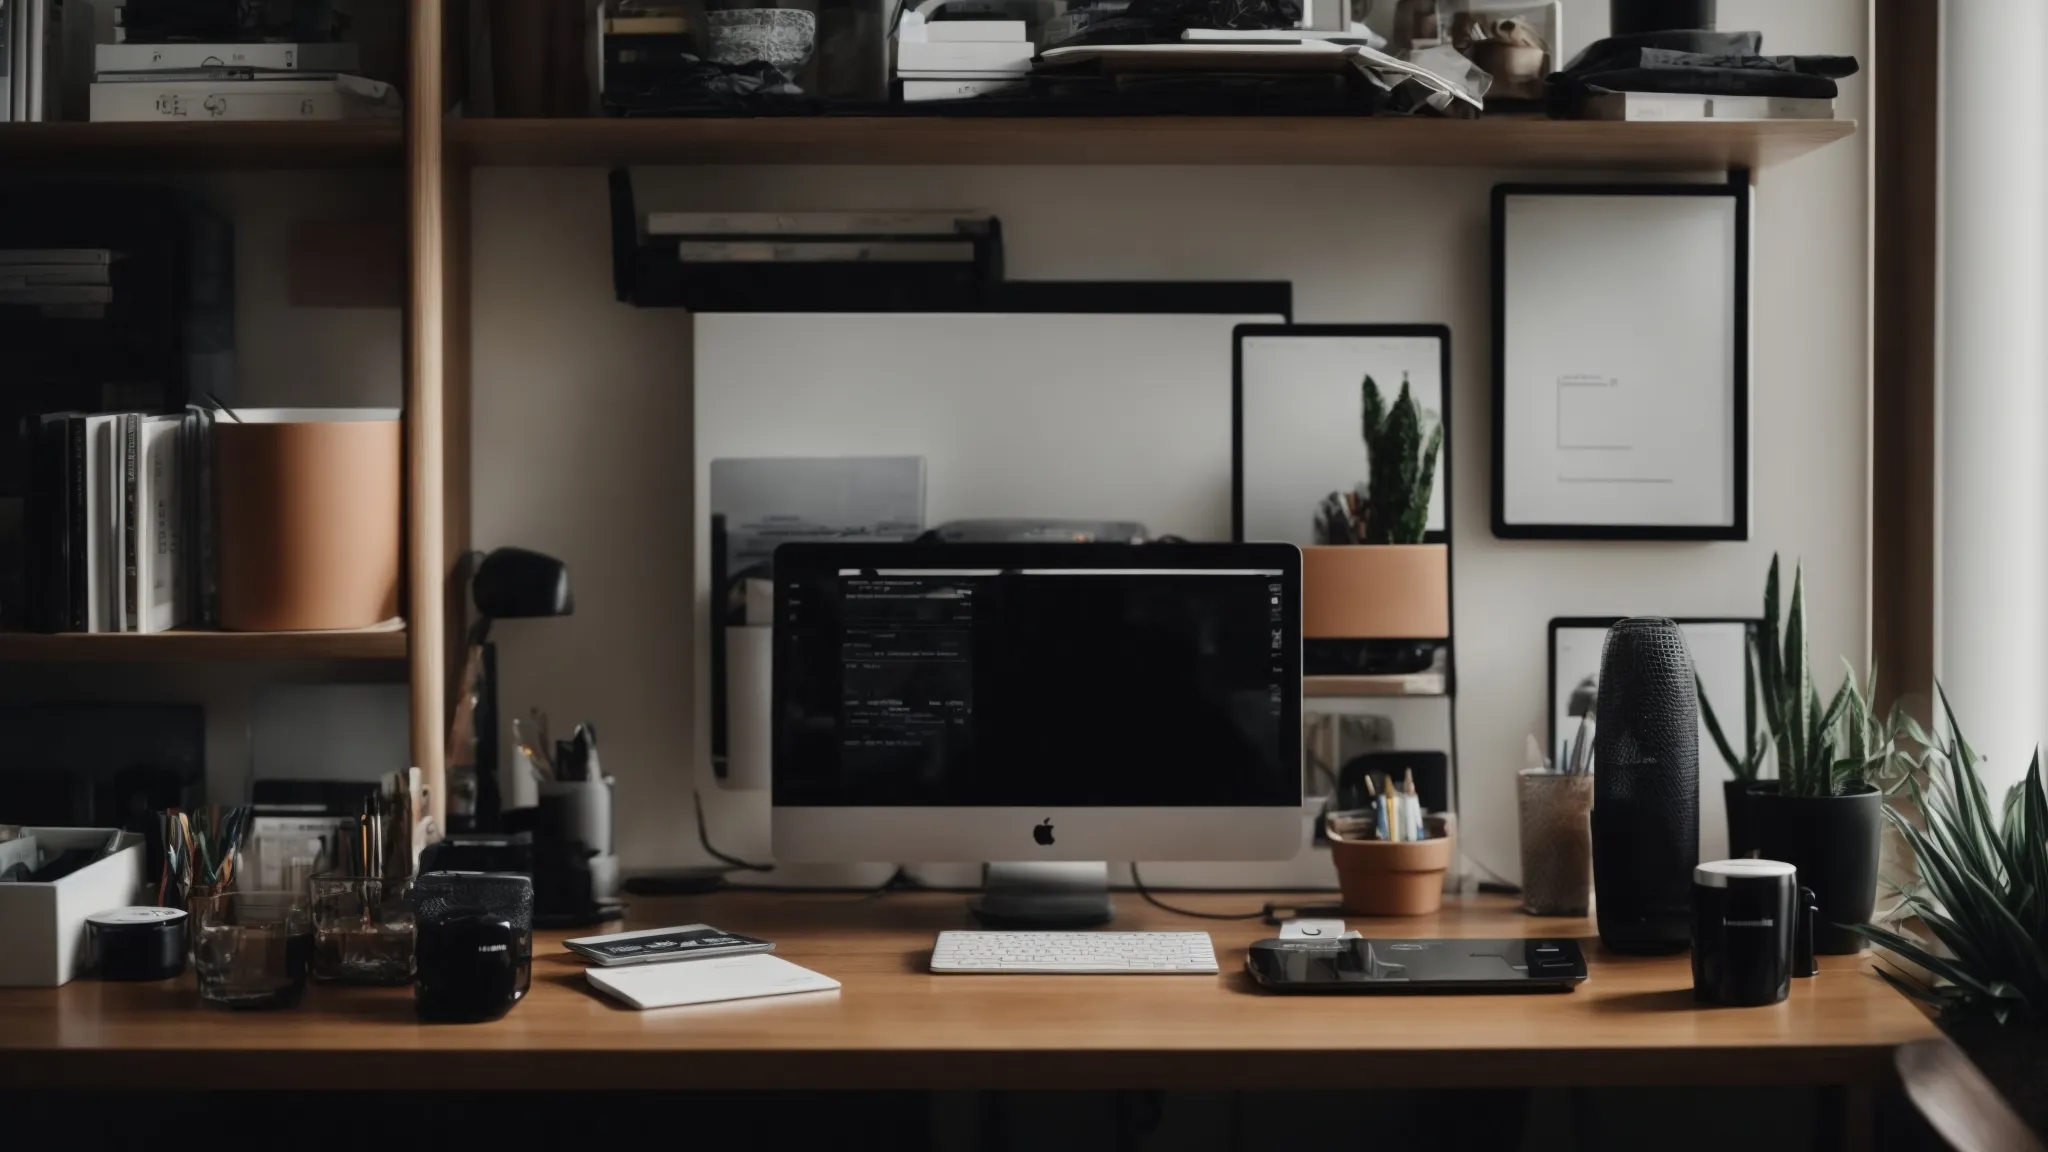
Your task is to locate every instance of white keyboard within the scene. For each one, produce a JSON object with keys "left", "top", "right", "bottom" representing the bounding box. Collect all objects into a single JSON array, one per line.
[{"left": 930, "top": 930, "right": 1220, "bottom": 974}]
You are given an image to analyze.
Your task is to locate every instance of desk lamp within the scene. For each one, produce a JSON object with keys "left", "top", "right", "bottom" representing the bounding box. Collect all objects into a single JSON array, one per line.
[{"left": 447, "top": 547, "right": 574, "bottom": 833}]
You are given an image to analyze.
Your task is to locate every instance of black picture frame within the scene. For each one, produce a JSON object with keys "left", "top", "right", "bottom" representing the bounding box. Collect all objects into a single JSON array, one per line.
[
  {"left": 1491, "top": 180, "right": 1751, "bottom": 541},
  {"left": 1231, "top": 323, "right": 1454, "bottom": 545},
  {"left": 1545, "top": 615, "right": 1762, "bottom": 767}
]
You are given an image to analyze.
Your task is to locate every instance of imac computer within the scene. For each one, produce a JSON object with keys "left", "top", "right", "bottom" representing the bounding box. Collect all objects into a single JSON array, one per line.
[{"left": 772, "top": 541, "right": 1302, "bottom": 926}]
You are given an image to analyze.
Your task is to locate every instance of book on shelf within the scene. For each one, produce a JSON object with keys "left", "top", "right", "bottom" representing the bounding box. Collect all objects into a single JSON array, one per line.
[
  {"left": 95, "top": 40, "right": 359, "bottom": 74},
  {"left": 0, "top": 263, "right": 109, "bottom": 286},
  {"left": 0, "top": 248, "right": 113, "bottom": 265},
  {"left": 1574, "top": 91, "right": 1837, "bottom": 121},
  {"left": 0, "top": 284, "right": 110, "bottom": 304},
  {"left": 20, "top": 408, "right": 192, "bottom": 634},
  {"left": 896, "top": 40, "right": 1033, "bottom": 74},
  {"left": 88, "top": 73, "right": 400, "bottom": 122},
  {"left": 902, "top": 78, "right": 1027, "bottom": 102}
]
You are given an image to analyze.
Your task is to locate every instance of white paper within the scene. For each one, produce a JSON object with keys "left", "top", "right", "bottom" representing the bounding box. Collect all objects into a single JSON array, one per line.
[
  {"left": 1500, "top": 194, "right": 1741, "bottom": 529},
  {"left": 1239, "top": 332, "right": 1446, "bottom": 544},
  {"left": 586, "top": 953, "right": 840, "bottom": 1010}
]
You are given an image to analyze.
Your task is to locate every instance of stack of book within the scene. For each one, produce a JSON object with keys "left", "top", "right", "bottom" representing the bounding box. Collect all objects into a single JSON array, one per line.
[
  {"left": 20, "top": 404, "right": 211, "bottom": 634},
  {"left": 895, "top": 12, "right": 1032, "bottom": 103},
  {"left": 89, "top": 1, "right": 398, "bottom": 122},
  {"left": 0, "top": 247, "right": 111, "bottom": 319}
]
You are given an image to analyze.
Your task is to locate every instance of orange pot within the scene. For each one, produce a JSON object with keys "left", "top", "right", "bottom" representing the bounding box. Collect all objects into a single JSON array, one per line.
[
  {"left": 1329, "top": 828, "right": 1455, "bottom": 916},
  {"left": 215, "top": 409, "right": 402, "bottom": 632},
  {"left": 1301, "top": 544, "right": 1449, "bottom": 640}
]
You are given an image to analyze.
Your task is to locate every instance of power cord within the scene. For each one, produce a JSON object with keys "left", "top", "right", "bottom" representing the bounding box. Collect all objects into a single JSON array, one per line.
[
  {"left": 1127, "top": 864, "right": 1270, "bottom": 921},
  {"left": 693, "top": 788, "right": 774, "bottom": 873}
]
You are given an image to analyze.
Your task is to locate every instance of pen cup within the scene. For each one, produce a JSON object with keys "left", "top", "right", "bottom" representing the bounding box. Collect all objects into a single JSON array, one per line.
[
  {"left": 191, "top": 891, "right": 313, "bottom": 1009},
  {"left": 1327, "top": 813, "right": 1454, "bottom": 916},
  {"left": 1518, "top": 769, "right": 1594, "bottom": 916},
  {"left": 310, "top": 874, "right": 416, "bottom": 985}
]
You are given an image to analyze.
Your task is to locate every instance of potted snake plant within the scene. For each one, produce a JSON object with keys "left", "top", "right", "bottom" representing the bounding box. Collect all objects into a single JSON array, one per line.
[
  {"left": 1852, "top": 693, "right": 2048, "bottom": 1134},
  {"left": 1302, "top": 373, "right": 1448, "bottom": 665},
  {"left": 1700, "top": 555, "right": 1912, "bottom": 953}
]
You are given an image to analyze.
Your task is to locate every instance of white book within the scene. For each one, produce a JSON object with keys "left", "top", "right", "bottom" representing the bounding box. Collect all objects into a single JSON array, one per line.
[
  {"left": 647, "top": 210, "right": 982, "bottom": 237},
  {"left": 923, "top": 20, "right": 1026, "bottom": 42},
  {"left": 896, "top": 69, "right": 1034, "bottom": 80},
  {"left": 0, "top": 284, "right": 108, "bottom": 303},
  {"left": 0, "top": 264, "right": 108, "bottom": 286},
  {"left": 136, "top": 415, "right": 183, "bottom": 634},
  {"left": 89, "top": 74, "right": 399, "bottom": 122},
  {"left": 676, "top": 239, "right": 976, "bottom": 262},
  {"left": 1181, "top": 27, "right": 1381, "bottom": 43},
  {"left": 903, "top": 77, "right": 1027, "bottom": 102},
  {"left": 96, "top": 40, "right": 360, "bottom": 74},
  {"left": 1576, "top": 91, "right": 1837, "bottom": 121},
  {"left": 896, "top": 40, "right": 1033, "bottom": 74},
  {"left": 585, "top": 953, "right": 840, "bottom": 1011}
]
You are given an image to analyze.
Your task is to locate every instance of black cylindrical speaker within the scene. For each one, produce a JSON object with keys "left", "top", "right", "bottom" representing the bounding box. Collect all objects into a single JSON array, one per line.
[
  {"left": 1611, "top": 0, "right": 1716, "bottom": 35},
  {"left": 1591, "top": 618, "right": 1699, "bottom": 955}
]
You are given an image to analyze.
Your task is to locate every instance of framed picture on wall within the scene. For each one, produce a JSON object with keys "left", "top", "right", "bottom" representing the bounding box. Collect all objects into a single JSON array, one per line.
[
  {"left": 1492, "top": 183, "right": 1750, "bottom": 540},
  {"left": 1547, "top": 616, "right": 1759, "bottom": 861},
  {"left": 1232, "top": 324, "right": 1453, "bottom": 544}
]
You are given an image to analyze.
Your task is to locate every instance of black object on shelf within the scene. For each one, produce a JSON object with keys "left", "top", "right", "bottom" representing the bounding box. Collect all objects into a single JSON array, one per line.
[
  {"left": 1610, "top": 0, "right": 1716, "bottom": 35},
  {"left": 608, "top": 169, "right": 1004, "bottom": 310}
]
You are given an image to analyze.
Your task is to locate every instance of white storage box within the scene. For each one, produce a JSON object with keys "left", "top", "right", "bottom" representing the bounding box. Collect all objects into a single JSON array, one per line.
[{"left": 0, "top": 828, "right": 145, "bottom": 987}]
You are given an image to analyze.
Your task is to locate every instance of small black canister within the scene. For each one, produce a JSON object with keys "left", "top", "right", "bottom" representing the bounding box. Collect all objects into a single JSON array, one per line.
[{"left": 86, "top": 906, "right": 188, "bottom": 981}]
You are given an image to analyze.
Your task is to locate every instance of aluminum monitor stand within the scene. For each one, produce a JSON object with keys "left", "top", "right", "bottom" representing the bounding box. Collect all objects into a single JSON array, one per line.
[{"left": 967, "top": 862, "right": 1115, "bottom": 928}]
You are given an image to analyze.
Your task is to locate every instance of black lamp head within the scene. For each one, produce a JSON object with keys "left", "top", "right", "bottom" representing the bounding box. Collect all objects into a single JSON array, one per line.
[{"left": 473, "top": 547, "right": 573, "bottom": 621}]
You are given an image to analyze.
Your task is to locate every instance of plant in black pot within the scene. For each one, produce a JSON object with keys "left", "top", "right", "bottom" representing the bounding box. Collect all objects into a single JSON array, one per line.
[
  {"left": 1700, "top": 555, "right": 1912, "bottom": 954},
  {"left": 1852, "top": 693, "right": 2048, "bottom": 1133}
]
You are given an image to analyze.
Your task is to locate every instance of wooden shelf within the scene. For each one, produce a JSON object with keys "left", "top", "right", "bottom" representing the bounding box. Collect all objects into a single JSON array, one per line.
[
  {"left": 0, "top": 624, "right": 407, "bottom": 663},
  {"left": 0, "top": 121, "right": 402, "bottom": 170},
  {"left": 450, "top": 115, "right": 1855, "bottom": 169},
  {"left": 1305, "top": 672, "right": 1448, "bottom": 698}
]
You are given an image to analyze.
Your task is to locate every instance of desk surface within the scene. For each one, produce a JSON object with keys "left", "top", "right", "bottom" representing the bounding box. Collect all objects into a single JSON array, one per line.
[{"left": 0, "top": 891, "right": 1937, "bottom": 1091}]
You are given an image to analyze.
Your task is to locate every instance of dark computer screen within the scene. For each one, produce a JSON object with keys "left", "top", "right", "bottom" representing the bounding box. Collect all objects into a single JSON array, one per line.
[{"left": 773, "top": 545, "right": 1299, "bottom": 808}]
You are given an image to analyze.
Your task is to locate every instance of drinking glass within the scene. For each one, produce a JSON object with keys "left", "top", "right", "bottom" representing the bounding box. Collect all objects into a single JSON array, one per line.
[
  {"left": 191, "top": 891, "right": 313, "bottom": 1009},
  {"left": 311, "top": 874, "right": 416, "bottom": 985}
]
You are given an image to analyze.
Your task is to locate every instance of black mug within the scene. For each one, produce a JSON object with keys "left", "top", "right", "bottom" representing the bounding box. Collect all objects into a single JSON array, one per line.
[{"left": 1691, "top": 859, "right": 1817, "bottom": 1006}]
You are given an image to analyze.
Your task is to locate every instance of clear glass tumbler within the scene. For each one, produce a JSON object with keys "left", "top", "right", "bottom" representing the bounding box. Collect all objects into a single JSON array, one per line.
[
  {"left": 310, "top": 874, "right": 416, "bottom": 985},
  {"left": 191, "top": 891, "right": 313, "bottom": 1009}
]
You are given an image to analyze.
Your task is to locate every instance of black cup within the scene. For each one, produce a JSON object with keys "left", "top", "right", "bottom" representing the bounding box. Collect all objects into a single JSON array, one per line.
[{"left": 1691, "top": 859, "right": 1817, "bottom": 1006}]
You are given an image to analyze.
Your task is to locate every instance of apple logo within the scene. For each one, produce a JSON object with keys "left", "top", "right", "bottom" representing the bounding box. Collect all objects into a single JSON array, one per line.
[{"left": 1033, "top": 819, "right": 1055, "bottom": 846}]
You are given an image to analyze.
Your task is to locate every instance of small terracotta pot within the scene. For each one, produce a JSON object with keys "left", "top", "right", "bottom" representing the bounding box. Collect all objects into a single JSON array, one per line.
[
  {"left": 1302, "top": 544, "right": 1450, "bottom": 640},
  {"left": 1329, "top": 825, "right": 1455, "bottom": 916}
]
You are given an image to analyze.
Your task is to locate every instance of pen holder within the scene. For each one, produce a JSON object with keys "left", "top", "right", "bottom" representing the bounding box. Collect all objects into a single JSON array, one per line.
[
  {"left": 1517, "top": 769, "right": 1594, "bottom": 916},
  {"left": 1327, "top": 815, "right": 1454, "bottom": 916}
]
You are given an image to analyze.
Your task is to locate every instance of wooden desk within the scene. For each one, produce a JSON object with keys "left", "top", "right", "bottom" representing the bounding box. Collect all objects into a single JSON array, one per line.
[{"left": 0, "top": 892, "right": 1936, "bottom": 1092}]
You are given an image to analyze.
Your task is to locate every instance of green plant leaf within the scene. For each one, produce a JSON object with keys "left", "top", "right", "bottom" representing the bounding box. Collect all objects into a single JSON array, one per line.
[
  {"left": 1743, "top": 632, "right": 1761, "bottom": 768},
  {"left": 1699, "top": 675, "right": 1747, "bottom": 779},
  {"left": 1784, "top": 566, "right": 1812, "bottom": 792}
]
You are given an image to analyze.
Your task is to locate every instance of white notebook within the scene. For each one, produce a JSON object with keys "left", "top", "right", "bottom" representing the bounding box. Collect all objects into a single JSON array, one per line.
[{"left": 585, "top": 953, "right": 840, "bottom": 1011}]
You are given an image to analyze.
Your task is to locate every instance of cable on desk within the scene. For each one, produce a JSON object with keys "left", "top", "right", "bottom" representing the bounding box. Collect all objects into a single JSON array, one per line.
[
  {"left": 1127, "top": 864, "right": 1269, "bottom": 921},
  {"left": 694, "top": 788, "right": 774, "bottom": 873}
]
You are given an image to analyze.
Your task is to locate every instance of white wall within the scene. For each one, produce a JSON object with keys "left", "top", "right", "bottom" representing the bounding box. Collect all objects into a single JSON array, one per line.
[{"left": 474, "top": 0, "right": 1868, "bottom": 883}]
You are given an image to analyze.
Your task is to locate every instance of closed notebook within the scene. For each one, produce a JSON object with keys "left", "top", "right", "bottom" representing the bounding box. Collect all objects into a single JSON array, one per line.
[{"left": 585, "top": 953, "right": 840, "bottom": 1010}]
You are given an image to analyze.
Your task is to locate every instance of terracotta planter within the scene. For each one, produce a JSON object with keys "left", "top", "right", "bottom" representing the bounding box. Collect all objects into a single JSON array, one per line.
[
  {"left": 1329, "top": 824, "right": 1455, "bottom": 916},
  {"left": 1301, "top": 544, "right": 1449, "bottom": 640},
  {"left": 215, "top": 409, "right": 402, "bottom": 632}
]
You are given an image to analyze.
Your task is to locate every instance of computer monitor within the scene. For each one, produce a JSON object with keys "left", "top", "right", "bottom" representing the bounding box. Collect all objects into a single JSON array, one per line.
[{"left": 772, "top": 542, "right": 1302, "bottom": 925}]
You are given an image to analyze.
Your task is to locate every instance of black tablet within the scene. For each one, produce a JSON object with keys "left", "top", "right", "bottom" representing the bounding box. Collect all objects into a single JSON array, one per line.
[{"left": 1246, "top": 938, "right": 1587, "bottom": 993}]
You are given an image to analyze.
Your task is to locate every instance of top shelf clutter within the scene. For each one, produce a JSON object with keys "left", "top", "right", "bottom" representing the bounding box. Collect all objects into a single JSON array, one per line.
[{"left": 0, "top": 116, "right": 1853, "bottom": 171}]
